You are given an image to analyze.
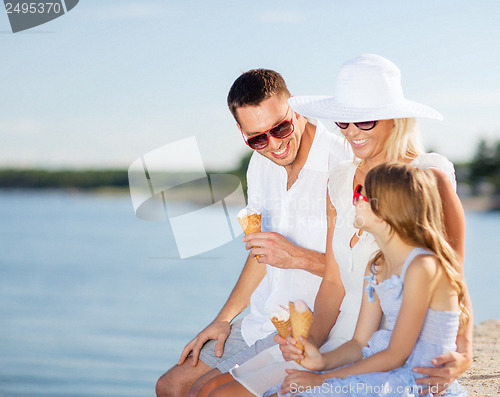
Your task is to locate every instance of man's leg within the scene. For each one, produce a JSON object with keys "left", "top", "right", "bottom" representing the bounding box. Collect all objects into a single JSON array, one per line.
[
  {"left": 156, "top": 357, "right": 212, "bottom": 397},
  {"left": 156, "top": 319, "right": 248, "bottom": 397},
  {"left": 191, "top": 333, "right": 279, "bottom": 397}
]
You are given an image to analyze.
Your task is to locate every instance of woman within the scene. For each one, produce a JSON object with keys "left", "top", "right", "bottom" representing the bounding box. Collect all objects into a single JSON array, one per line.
[{"left": 199, "top": 54, "right": 472, "bottom": 397}]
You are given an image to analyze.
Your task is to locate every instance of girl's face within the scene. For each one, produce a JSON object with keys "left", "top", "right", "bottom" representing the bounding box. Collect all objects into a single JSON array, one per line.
[
  {"left": 353, "top": 185, "right": 375, "bottom": 230},
  {"left": 340, "top": 119, "right": 394, "bottom": 162}
]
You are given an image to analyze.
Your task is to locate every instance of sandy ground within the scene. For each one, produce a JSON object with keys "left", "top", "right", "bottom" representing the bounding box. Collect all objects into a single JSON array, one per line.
[{"left": 459, "top": 320, "right": 500, "bottom": 396}]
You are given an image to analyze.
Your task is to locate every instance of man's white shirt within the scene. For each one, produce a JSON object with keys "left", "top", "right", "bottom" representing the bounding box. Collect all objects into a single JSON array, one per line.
[{"left": 241, "top": 121, "right": 352, "bottom": 346}]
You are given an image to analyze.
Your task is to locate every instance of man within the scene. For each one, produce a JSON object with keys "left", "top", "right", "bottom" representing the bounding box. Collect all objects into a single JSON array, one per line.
[{"left": 156, "top": 69, "right": 351, "bottom": 397}]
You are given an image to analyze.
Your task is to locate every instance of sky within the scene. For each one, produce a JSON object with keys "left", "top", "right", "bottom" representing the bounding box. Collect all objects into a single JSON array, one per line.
[{"left": 1, "top": 0, "right": 499, "bottom": 171}]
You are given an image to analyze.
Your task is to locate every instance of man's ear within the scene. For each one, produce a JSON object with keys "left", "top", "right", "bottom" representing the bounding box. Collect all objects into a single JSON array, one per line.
[{"left": 237, "top": 123, "right": 248, "bottom": 137}]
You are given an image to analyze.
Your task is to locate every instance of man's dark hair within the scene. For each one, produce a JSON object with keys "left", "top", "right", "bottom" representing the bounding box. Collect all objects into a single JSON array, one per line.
[{"left": 227, "top": 69, "right": 291, "bottom": 122}]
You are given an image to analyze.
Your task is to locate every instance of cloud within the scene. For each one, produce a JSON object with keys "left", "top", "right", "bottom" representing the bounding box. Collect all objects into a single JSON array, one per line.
[
  {"left": 426, "top": 89, "right": 500, "bottom": 107},
  {"left": 257, "top": 10, "right": 305, "bottom": 24},
  {"left": 0, "top": 118, "right": 42, "bottom": 134}
]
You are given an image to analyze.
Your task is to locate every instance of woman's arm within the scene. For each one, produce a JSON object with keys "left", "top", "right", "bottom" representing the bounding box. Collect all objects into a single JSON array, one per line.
[
  {"left": 315, "top": 264, "right": 384, "bottom": 370},
  {"left": 277, "top": 189, "right": 344, "bottom": 362},
  {"left": 308, "top": 190, "right": 346, "bottom": 348},
  {"left": 279, "top": 265, "right": 384, "bottom": 394},
  {"left": 413, "top": 170, "right": 473, "bottom": 394}
]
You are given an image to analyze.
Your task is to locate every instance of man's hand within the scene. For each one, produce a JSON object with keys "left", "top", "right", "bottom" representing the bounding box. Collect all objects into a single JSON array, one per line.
[
  {"left": 243, "top": 232, "right": 296, "bottom": 269},
  {"left": 177, "top": 320, "right": 231, "bottom": 367},
  {"left": 243, "top": 232, "right": 326, "bottom": 276},
  {"left": 274, "top": 332, "right": 304, "bottom": 362},
  {"left": 413, "top": 351, "right": 471, "bottom": 396}
]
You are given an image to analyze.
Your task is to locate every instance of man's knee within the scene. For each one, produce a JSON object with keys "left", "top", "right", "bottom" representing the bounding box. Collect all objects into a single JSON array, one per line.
[
  {"left": 156, "top": 368, "right": 183, "bottom": 397},
  {"left": 156, "top": 358, "right": 212, "bottom": 397}
]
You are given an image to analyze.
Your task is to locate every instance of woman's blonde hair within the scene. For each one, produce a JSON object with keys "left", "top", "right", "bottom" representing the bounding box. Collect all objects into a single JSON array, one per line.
[
  {"left": 355, "top": 118, "right": 424, "bottom": 165},
  {"left": 365, "top": 163, "right": 469, "bottom": 329}
]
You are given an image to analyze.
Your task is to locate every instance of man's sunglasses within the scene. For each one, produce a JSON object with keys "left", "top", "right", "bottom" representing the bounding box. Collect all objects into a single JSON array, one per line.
[
  {"left": 335, "top": 121, "right": 378, "bottom": 131},
  {"left": 242, "top": 108, "right": 295, "bottom": 150},
  {"left": 353, "top": 184, "right": 369, "bottom": 205}
]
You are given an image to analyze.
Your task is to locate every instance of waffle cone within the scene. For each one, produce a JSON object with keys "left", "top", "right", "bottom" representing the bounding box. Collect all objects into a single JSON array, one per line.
[
  {"left": 271, "top": 317, "right": 292, "bottom": 339},
  {"left": 289, "top": 302, "right": 314, "bottom": 363},
  {"left": 237, "top": 213, "right": 261, "bottom": 235}
]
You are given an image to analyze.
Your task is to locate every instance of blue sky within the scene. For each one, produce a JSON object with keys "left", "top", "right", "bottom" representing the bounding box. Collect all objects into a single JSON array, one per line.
[{"left": 1, "top": 1, "right": 499, "bottom": 170}]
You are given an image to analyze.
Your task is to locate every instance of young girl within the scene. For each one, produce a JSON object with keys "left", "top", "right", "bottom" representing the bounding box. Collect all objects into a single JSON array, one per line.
[{"left": 267, "top": 163, "right": 468, "bottom": 397}]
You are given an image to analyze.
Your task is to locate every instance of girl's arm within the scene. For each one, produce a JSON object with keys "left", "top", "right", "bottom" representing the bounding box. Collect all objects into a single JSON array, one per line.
[
  {"left": 279, "top": 266, "right": 383, "bottom": 394},
  {"left": 296, "top": 264, "right": 383, "bottom": 373},
  {"left": 308, "top": 190, "right": 346, "bottom": 348},
  {"left": 324, "top": 256, "right": 439, "bottom": 379}
]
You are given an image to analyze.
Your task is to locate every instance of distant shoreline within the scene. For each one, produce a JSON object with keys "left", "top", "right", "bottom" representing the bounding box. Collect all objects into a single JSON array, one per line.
[
  {"left": 1, "top": 186, "right": 499, "bottom": 211},
  {"left": 459, "top": 195, "right": 500, "bottom": 212}
]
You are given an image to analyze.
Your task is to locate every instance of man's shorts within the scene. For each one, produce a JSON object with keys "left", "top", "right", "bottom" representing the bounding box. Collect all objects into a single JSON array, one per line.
[
  {"left": 198, "top": 319, "right": 278, "bottom": 373},
  {"left": 216, "top": 331, "right": 276, "bottom": 373},
  {"left": 198, "top": 319, "right": 249, "bottom": 369}
]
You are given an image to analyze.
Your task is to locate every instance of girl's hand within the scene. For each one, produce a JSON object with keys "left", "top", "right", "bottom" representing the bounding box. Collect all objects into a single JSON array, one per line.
[
  {"left": 298, "top": 336, "right": 325, "bottom": 371},
  {"left": 280, "top": 369, "right": 326, "bottom": 395}
]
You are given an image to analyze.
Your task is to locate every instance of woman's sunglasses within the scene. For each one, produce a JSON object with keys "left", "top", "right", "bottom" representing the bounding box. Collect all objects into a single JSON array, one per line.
[
  {"left": 242, "top": 108, "right": 295, "bottom": 150},
  {"left": 353, "top": 184, "right": 369, "bottom": 205},
  {"left": 335, "top": 121, "right": 378, "bottom": 131}
]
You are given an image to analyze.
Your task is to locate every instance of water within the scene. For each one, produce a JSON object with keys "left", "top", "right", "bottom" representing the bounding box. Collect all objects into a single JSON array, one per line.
[{"left": 0, "top": 191, "right": 498, "bottom": 396}]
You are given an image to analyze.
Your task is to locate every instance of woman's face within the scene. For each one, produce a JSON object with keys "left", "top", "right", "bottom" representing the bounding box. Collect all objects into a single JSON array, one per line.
[{"left": 340, "top": 119, "right": 395, "bottom": 162}]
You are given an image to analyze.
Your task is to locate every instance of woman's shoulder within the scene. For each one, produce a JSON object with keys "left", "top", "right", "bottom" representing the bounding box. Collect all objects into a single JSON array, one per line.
[
  {"left": 411, "top": 152, "right": 457, "bottom": 190},
  {"left": 329, "top": 160, "right": 356, "bottom": 181},
  {"left": 328, "top": 160, "right": 356, "bottom": 205},
  {"left": 411, "top": 152, "right": 454, "bottom": 171}
]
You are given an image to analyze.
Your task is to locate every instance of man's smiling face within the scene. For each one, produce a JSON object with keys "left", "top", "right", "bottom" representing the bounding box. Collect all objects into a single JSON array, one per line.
[{"left": 237, "top": 95, "right": 302, "bottom": 167}]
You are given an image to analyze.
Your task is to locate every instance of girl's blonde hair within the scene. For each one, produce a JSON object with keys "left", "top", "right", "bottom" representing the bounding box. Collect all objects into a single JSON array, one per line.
[
  {"left": 355, "top": 118, "right": 424, "bottom": 165},
  {"left": 365, "top": 163, "right": 469, "bottom": 329}
]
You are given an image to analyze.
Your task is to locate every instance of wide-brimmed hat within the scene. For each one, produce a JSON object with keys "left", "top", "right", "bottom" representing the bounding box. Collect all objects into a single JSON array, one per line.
[{"left": 289, "top": 54, "right": 443, "bottom": 122}]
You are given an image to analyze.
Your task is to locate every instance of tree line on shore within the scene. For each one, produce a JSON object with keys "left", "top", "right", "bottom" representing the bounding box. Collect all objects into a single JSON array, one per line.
[
  {"left": 0, "top": 153, "right": 252, "bottom": 192},
  {"left": 467, "top": 138, "right": 500, "bottom": 194},
  {"left": 0, "top": 138, "right": 499, "bottom": 194}
]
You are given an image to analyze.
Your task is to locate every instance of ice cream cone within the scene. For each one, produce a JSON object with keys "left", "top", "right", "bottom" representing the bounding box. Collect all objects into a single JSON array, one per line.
[
  {"left": 237, "top": 212, "right": 261, "bottom": 235},
  {"left": 271, "top": 317, "right": 292, "bottom": 339},
  {"left": 289, "top": 301, "right": 314, "bottom": 364},
  {"left": 237, "top": 208, "right": 262, "bottom": 259}
]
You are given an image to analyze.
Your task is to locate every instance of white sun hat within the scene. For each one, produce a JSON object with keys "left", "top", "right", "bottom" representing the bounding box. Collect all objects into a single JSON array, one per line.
[{"left": 289, "top": 54, "right": 443, "bottom": 122}]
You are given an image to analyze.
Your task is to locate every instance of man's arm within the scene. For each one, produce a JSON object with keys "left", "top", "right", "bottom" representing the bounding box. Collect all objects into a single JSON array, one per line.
[
  {"left": 178, "top": 253, "right": 266, "bottom": 366},
  {"left": 244, "top": 232, "right": 326, "bottom": 276}
]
